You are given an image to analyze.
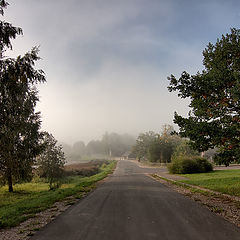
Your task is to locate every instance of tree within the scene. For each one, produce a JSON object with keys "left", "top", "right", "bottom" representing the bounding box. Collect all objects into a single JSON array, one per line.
[
  {"left": 0, "top": 1, "right": 22, "bottom": 57},
  {"left": 0, "top": 1, "right": 45, "bottom": 191},
  {"left": 132, "top": 131, "right": 157, "bottom": 161},
  {"left": 37, "top": 132, "right": 66, "bottom": 190},
  {"left": 148, "top": 129, "right": 181, "bottom": 163},
  {"left": 132, "top": 128, "right": 181, "bottom": 163},
  {"left": 147, "top": 137, "right": 163, "bottom": 162},
  {"left": 102, "top": 132, "right": 136, "bottom": 157},
  {"left": 86, "top": 140, "right": 104, "bottom": 156},
  {"left": 168, "top": 28, "right": 240, "bottom": 166},
  {"left": 171, "top": 140, "right": 200, "bottom": 161}
]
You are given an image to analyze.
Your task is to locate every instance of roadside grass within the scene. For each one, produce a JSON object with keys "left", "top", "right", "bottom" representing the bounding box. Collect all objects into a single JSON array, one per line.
[
  {"left": 180, "top": 169, "right": 240, "bottom": 197},
  {"left": 0, "top": 160, "right": 116, "bottom": 229}
]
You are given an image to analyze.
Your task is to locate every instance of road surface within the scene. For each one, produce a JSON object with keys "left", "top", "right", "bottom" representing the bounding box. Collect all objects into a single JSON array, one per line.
[{"left": 31, "top": 160, "right": 240, "bottom": 240}]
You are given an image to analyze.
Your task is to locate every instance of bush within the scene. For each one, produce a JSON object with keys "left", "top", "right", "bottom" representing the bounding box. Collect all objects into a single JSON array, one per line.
[
  {"left": 168, "top": 156, "right": 213, "bottom": 174},
  {"left": 195, "top": 158, "right": 213, "bottom": 172},
  {"left": 37, "top": 132, "right": 66, "bottom": 190}
]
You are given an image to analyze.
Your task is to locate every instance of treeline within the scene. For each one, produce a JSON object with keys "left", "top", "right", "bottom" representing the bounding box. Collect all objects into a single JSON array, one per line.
[
  {"left": 62, "top": 132, "right": 136, "bottom": 163},
  {"left": 132, "top": 125, "right": 199, "bottom": 163}
]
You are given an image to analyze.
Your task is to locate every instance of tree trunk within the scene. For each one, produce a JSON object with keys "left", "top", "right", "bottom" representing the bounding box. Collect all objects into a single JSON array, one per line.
[{"left": 8, "top": 171, "right": 13, "bottom": 192}]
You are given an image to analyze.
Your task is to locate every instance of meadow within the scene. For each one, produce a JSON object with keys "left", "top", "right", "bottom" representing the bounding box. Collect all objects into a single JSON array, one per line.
[{"left": 0, "top": 160, "right": 116, "bottom": 228}]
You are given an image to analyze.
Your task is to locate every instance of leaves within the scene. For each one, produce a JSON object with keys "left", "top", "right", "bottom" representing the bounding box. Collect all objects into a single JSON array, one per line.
[
  {"left": 168, "top": 28, "right": 240, "bottom": 165},
  {"left": 37, "top": 132, "right": 66, "bottom": 190},
  {"left": 0, "top": 1, "right": 45, "bottom": 191},
  {"left": 0, "top": 0, "right": 8, "bottom": 16},
  {"left": 132, "top": 126, "right": 182, "bottom": 163}
]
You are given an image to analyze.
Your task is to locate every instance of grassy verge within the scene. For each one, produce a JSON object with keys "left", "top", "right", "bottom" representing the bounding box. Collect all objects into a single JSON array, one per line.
[
  {"left": 0, "top": 160, "right": 116, "bottom": 229},
  {"left": 180, "top": 169, "right": 240, "bottom": 197},
  {"left": 151, "top": 174, "right": 217, "bottom": 196}
]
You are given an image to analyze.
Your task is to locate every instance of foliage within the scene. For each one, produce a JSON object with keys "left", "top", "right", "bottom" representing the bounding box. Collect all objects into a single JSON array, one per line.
[
  {"left": 181, "top": 169, "right": 240, "bottom": 197},
  {"left": 171, "top": 140, "right": 200, "bottom": 160},
  {"left": 37, "top": 133, "right": 65, "bottom": 190},
  {"left": 0, "top": 1, "right": 45, "bottom": 192},
  {"left": 168, "top": 156, "right": 213, "bottom": 174},
  {"left": 132, "top": 131, "right": 157, "bottom": 161},
  {"left": 0, "top": 0, "right": 22, "bottom": 56},
  {"left": 132, "top": 125, "right": 182, "bottom": 163},
  {"left": 0, "top": 161, "right": 116, "bottom": 228},
  {"left": 168, "top": 28, "right": 240, "bottom": 166}
]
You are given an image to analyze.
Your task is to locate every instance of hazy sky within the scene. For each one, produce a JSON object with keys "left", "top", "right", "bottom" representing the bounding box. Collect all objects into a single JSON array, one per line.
[{"left": 4, "top": 0, "right": 240, "bottom": 144}]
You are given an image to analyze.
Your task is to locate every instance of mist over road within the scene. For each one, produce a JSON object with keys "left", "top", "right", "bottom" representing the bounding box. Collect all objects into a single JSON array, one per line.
[{"left": 31, "top": 160, "right": 240, "bottom": 240}]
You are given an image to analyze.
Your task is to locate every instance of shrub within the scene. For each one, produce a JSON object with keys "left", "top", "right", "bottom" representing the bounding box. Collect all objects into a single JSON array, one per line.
[
  {"left": 168, "top": 156, "right": 213, "bottom": 174},
  {"left": 195, "top": 157, "right": 213, "bottom": 172},
  {"left": 37, "top": 132, "right": 66, "bottom": 190}
]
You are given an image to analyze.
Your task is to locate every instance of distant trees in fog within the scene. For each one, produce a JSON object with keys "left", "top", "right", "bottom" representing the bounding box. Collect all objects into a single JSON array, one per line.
[{"left": 62, "top": 132, "right": 136, "bottom": 162}]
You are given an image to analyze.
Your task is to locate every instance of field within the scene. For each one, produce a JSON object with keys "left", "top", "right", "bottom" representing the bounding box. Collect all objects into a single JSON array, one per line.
[
  {"left": 0, "top": 160, "right": 116, "bottom": 228},
  {"left": 64, "top": 159, "right": 109, "bottom": 176},
  {"left": 181, "top": 169, "right": 240, "bottom": 197}
]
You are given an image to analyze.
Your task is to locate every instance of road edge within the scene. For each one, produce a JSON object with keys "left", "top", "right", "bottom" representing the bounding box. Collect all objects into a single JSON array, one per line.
[{"left": 149, "top": 173, "right": 240, "bottom": 228}]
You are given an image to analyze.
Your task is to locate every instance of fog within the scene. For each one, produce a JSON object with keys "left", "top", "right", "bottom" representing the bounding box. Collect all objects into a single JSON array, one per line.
[{"left": 4, "top": 0, "right": 240, "bottom": 144}]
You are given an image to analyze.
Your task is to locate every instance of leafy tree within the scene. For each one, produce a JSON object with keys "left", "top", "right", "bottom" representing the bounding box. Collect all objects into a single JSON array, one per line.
[
  {"left": 171, "top": 140, "right": 200, "bottom": 161},
  {"left": 132, "top": 131, "right": 157, "bottom": 161},
  {"left": 132, "top": 128, "right": 181, "bottom": 163},
  {"left": 148, "top": 128, "right": 181, "bottom": 163},
  {"left": 37, "top": 132, "right": 66, "bottom": 190},
  {"left": 0, "top": 1, "right": 45, "bottom": 192},
  {"left": 148, "top": 137, "right": 162, "bottom": 162},
  {"left": 168, "top": 28, "right": 240, "bottom": 166}
]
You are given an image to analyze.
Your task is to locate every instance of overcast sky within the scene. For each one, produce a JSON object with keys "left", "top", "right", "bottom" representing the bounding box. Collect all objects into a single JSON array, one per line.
[{"left": 4, "top": 0, "right": 240, "bottom": 144}]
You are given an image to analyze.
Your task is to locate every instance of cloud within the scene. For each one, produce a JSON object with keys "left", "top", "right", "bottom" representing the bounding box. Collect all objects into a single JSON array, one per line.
[
  {"left": 4, "top": 0, "right": 240, "bottom": 143},
  {"left": 37, "top": 60, "right": 190, "bottom": 143}
]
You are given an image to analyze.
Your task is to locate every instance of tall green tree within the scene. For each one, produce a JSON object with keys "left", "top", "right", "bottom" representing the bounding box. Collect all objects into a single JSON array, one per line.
[
  {"left": 168, "top": 28, "right": 240, "bottom": 166},
  {"left": 0, "top": 1, "right": 45, "bottom": 191}
]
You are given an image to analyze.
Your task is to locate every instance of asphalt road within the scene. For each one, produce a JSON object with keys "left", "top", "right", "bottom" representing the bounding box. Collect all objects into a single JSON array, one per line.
[{"left": 31, "top": 160, "right": 240, "bottom": 240}]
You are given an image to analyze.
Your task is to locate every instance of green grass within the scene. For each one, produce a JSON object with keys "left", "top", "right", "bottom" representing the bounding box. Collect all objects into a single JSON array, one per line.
[
  {"left": 180, "top": 169, "right": 240, "bottom": 197},
  {"left": 0, "top": 161, "right": 116, "bottom": 229}
]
